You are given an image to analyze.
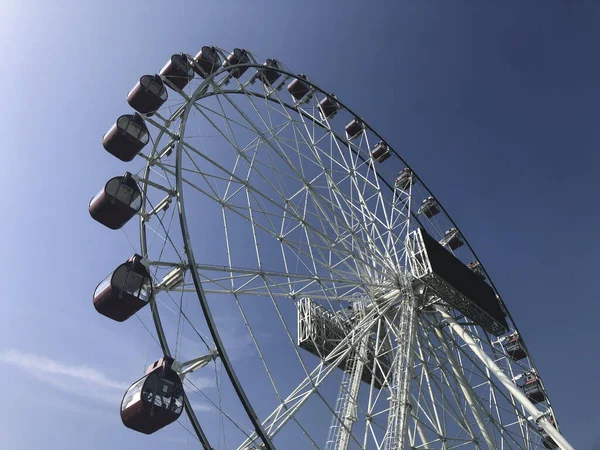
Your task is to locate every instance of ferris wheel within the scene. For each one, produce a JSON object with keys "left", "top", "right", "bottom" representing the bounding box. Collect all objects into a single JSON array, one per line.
[{"left": 89, "top": 46, "right": 575, "bottom": 450}]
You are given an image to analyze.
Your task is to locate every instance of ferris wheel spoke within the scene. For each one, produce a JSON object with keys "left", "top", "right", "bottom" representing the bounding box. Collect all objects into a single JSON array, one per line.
[
  {"left": 443, "top": 331, "right": 536, "bottom": 448},
  {"left": 222, "top": 289, "right": 324, "bottom": 450},
  {"left": 195, "top": 84, "right": 394, "bottom": 271},
  {"left": 419, "top": 314, "right": 531, "bottom": 449},
  {"left": 433, "top": 325, "right": 497, "bottom": 449},
  {"left": 185, "top": 99, "right": 397, "bottom": 284},
  {"left": 175, "top": 138, "right": 376, "bottom": 275},
  {"left": 419, "top": 330, "right": 490, "bottom": 448},
  {"left": 412, "top": 334, "right": 449, "bottom": 446},
  {"left": 421, "top": 327, "right": 506, "bottom": 448},
  {"left": 284, "top": 114, "right": 386, "bottom": 231},
  {"left": 436, "top": 318, "right": 533, "bottom": 426},
  {"left": 435, "top": 307, "right": 573, "bottom": 450}
]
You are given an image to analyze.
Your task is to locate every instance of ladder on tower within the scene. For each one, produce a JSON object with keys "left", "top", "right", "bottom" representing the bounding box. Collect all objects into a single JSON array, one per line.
[{"left": 324, "top": 355, "right": 359, "bottom": 450}]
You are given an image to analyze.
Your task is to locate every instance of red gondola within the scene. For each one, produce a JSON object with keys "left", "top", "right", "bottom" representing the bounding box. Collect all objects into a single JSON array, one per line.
[
  {"left": 222, "top": 48, "right": 250, "bottom": 79},
  {"left": 121, "top": 356, "right": 184, "bottom": 435},
  {"left": 371, "top": 141, "right": 391, "bottom": 163},
  {"left": 395, "top": 168, "right": 413, "bottom": 190},
  {"left": 287, "top": 74, "right": 310, "bottom": 100},
  {"left": 127, "top": 74, "right": 168, "bottom": 115},
  {"left": 192, "top": 46, "right": 221, "bottom": 77},
  {"left": 345, "top": 117, "right": 365, "bottom": 140},
  {"left": 440, "top": 228, "right": 463, "bottom": 250},
  {"left": 93, "top": 254, "right": 152, "bottom": 322},
  {"left": 159, "top": 53, "right": 194, "bottom": 90},
  {"left": 258, "top": 58, "right": 282, "bottom": 86},
  {"left": 319, "top": 96, "right": 340, "bottom": 119},
  {"left": 102, "top": 113, "right": 149, "bottom": 162},
  {"left": 418, "top": 196, "right": 440, "bottom": 218},
  {"left": 503, "top": 333, "right": 527, "bottom": 360},
  {"left": 89, "top": 172, "right": 142, "bottom": 230},
  {"left": 522, "top": 374, "right": 545, "bottom": 404}
]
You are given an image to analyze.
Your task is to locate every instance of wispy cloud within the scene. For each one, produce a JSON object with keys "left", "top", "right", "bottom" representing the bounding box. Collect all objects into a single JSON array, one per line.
[
  {"left": 0, "top": 349, "right": 129, "bottom": 407},
  {"left": 0, "top": 349, "right": 128, "bottom": 390},
  {"left": 190, "top": 402, "right": 213, "bottom": 413},
  {"left": 185, "top": 373, "right": 216, "bottom": 390}
]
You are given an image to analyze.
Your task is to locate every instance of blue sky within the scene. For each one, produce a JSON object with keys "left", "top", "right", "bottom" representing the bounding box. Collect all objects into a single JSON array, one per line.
[{"left": 0, "top": 0, "right": 598, "bottom": 448}]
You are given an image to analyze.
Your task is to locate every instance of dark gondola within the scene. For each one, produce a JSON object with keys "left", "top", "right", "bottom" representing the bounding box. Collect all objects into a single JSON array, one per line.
[
  {"left": 503, "top": 333, "right": 527, "bottom": 361},
  {"left": 318, "top": 96, "right": 340, "bottom": 119},
  {"left": 222, "top": 48, "right": 250, "bottom": 79},
  {"left": 441, "top": 228, "right": 463, "bottom": 250},
  {"left": 102, "top": 113, "right": 149, "bottom": 162},
  {"left": 258, "top": 58, "right": 282, "bottom": 86},
  {"left": 467, "top": 261, "right": 485, "bottom": 279},
  {"left": 121, "top": 356, "right": 184, "bottom": 434},
  {"left": 89, "top": 172, "right": 142, "bottom": 230},
  {"left": 522, "top": 374, "right": 545, "bottom": 404},
  {"left": 395, "top": 168, "right": 413, "bottom": 190},
  {"left": 418, "top": 196, "right": 440, "bottom": 218},
  {"left": 371, "top": 141, "right": 391, "bottom": 163},
  {"left": 159, "top": 53, "right": 194, "bottom": 91},
  {"left": 539, "top": 416, "right": 559, "bottom": 449},
  {"left": 345, "top": 117, "right": 365, "bottom": 140},
  {"left": 193, "top": 46, "right": 221, "bottom": 77},
  {"left": 127, "top": 74, "right": 168, "bottom": 115},
  {"left": 287, "top": 74, "right": 310, "bottom": 100},
  {"left": 540, "top": 429, "right": 558, "bottom": 449},
  {"left": 93, "top": 254, "right": 152, "bottom": 322}
]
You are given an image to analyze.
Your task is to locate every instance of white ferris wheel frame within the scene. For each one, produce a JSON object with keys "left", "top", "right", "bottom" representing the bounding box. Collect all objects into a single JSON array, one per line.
[{"left": 119, "top": 46, "right": 575, "bottom": 450}]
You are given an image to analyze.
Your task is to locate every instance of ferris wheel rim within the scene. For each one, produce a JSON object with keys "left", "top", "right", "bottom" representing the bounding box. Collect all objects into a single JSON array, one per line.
[
  {"left": 167, "top": 62, "right": 549, "bottom": 408},
  {"left": 129, "top": 46, "right": 564, "bottom": 449}
]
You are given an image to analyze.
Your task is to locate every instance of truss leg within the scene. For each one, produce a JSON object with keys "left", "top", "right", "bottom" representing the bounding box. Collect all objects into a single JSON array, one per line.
[
  {"left": 325, "top": 332, "right": 367, "bottom": 450},
  {"left": 435, "top": 306, "right": 575, "bottom": 450},
  {"left": 384, "top": 282, "right": 418, "bottom": 450}
]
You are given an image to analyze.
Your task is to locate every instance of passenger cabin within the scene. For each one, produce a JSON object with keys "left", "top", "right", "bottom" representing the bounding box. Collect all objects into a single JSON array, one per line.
[
  {"left": 93, "top": 254, "right": 152, "bottom": 322},
  {"left": 539, "top": 417, "right": 559, "bottom": 449},
  {"left": 503, "top": 333, "right": 527, "bottom": 360},
  {"left": 540, "top": 429, "right": 558, "bottom": 450},
  {"left": 89, "top": 172, "right": 142, "bottom": 230},
  {"left": 418, "top": 196, "right": 440, "bottom": 218},
  {"left": 193, "top": 46, "right": 221, "bottom": 77},
  {"left": 159, "top": 53, "right": 194, "bottom": 91},
  {"left": 345, "top": 117, "right": 365, "bottom": 140},
  {"left": 258, "top": 58, "right": 282, "bottom": 86},
  {"left": 127, "top": 74, "right": 168, "bottom": 115},
  {"left": 102, "top": 113, "right": 149, "bottom": 162},
  {"left": 440, "top": 228, "right": 463, "bottom": 250},
  {"left": 287, "top": 74, "right": 310, "bottom": 100},
  {"left": 319, "top": 96, "right": 339, "bottom": 119},
  {"left": 222, "top": 48, "right": 250, "bottom": 78},
  {"left": 121, "top": 356, "right": 184, "bottom": 435},
  {"left": 371, "top": 141, "right": 391, "bottom": 163},
  {"left": 467, "top": 261, "right": 485, "bottom": 279},
  {"left": 522, "top": 374, "right": 545, "bottom": 404},
  {"left": 395, "top": 168, "right": 413, "bottom": 190}
]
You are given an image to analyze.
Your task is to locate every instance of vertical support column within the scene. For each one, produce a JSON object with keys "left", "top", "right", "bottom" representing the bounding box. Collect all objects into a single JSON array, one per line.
[
  {"left": 324, "top": 305, "right": 369, "bottom": 450},
  {"left": 435, "top": 306, "right": 575, "bottom": 450},
  {"left": 384, "top": 282, "right": 418, "bottom": 450},
  {"left": 332, "top": 335, "right": 368, "bottom": 450}
]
